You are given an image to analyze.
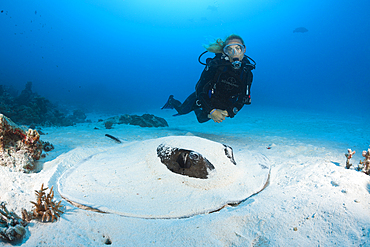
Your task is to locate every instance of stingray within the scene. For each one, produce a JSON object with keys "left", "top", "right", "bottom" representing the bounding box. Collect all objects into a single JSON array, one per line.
[
  {"left": 157, "top": 144, "right": 231, "bottom": 179},
  {"left": 156, "top": 143, "right": 237, "bottom": 179},
  {"left": 57, "top": 136, "right": 270, "bottom": 219},
  {"left": 293, "top": 27, "right": 308, "bottom": 33}
]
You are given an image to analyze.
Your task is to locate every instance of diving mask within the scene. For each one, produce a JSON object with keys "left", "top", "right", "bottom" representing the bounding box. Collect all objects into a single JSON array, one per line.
[{"left": 223, "top": 43, "right": 245, "bottom": 56}]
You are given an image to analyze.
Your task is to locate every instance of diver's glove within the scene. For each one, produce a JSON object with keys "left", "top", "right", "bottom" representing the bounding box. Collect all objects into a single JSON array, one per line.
[{"left": 208, "top": 109, "right": 228, "bottom": 123}]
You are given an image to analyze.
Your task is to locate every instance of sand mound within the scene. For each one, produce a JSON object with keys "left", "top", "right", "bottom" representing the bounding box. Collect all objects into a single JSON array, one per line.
[{"left": 58, "top": 136, "right": 270, "bottom": 219}]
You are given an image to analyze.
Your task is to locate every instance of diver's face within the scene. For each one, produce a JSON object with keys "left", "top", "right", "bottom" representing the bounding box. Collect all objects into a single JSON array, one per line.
[{"left": 224, "top": 39, "right": 245, "bottom": 62}]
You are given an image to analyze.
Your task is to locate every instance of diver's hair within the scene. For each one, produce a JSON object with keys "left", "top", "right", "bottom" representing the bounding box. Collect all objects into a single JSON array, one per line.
[
  {"left": 203, "top": 34, "right": 245, "bottom": 54},
  {"left": 203, "top": 38, "right": 224, "bottom": 54},
  {"left": 225, "top": 34, "right": 245, "bottom": 46}
]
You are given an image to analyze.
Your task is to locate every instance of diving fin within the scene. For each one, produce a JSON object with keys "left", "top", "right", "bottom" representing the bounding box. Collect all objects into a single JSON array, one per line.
[{"left": 161, "top": 95, "right": 174, "bottom": 109}]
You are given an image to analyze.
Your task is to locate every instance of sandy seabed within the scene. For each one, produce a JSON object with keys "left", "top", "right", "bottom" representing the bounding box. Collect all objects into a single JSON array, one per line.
[{"left": 1, "top": 106, "right": 369, "bottom": 246}]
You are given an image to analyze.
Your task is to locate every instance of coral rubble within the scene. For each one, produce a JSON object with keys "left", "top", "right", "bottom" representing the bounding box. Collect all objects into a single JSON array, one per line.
[
  {"left": 0, "top": 202, "right": 27, "bottom": 241},
  {"left": 105, "top": 114, "right": 169, "bottom": 128},
  {"left": 0, "top": 184, "right": 64, "bottom": 241},
  {"left": 0, "top": 114, "right": 42, "bottom": 172},
  {"left": 29, "top": 184, "right": 64, "bottom": 222}
]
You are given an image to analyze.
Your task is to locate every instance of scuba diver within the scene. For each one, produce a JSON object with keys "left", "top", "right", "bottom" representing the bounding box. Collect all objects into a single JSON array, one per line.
[{"left": 161, "top": 34, "right": 255, "bottom": 123}]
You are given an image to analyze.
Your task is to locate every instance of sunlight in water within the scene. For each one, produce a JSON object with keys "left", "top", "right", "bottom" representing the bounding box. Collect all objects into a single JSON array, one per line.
[{"left": 87, "top": 0, "right": 271, "bottom": 24}]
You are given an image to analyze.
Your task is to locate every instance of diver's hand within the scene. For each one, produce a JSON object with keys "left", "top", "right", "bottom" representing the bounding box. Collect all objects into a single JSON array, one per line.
[{"left": 208, "top": 109, "right": 228, "bottom": 123}]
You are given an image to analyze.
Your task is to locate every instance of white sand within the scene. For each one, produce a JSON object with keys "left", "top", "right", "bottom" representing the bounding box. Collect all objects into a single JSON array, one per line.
[{"left": 1, "top": 106, "right": 369, "bottom": 246}]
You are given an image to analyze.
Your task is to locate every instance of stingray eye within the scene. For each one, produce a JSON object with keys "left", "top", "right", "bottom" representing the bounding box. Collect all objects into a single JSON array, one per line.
[{"left": 189, "top": 152, "right": 200, "bottom": 161}]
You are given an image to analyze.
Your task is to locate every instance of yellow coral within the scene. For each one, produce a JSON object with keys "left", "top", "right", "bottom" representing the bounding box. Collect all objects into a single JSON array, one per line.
[{"left": 29, "top": 184, "right": 64, "bottom": 222}]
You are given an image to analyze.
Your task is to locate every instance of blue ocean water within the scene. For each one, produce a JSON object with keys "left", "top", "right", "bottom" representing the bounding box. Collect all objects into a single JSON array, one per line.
[{"left": 1, "top": 0, "right": 369, "bottom": 116}]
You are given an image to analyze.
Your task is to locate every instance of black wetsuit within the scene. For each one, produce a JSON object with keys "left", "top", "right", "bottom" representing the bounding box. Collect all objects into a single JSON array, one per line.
[{"left": 168, "top": 54, "right": 254, "bottom": 123}]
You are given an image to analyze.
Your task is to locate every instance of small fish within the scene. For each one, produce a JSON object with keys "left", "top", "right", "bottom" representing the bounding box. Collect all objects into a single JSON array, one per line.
[
  {"left": 293, "top": 27, "right": 308, "bottom": 33},
  {"left": 105, "top": 134, "right": 121, "bottom": 143}
]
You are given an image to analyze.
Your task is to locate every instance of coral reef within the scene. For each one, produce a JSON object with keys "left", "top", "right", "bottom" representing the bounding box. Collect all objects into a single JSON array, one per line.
[
  {"left": 66, "top": 109, "right": 87, "bottom": 123},
  {"left": 28, "top": 184, "right": 64, "bottom": 222},
  {"left": 345, "top": 149, "right": 356, "bottom": 169},
  {"left": 104, "top": 114, "right": 168, "bottom": 128},
  {"left": 0, "top": 82, "right": 87, "bottom": 126},
  {"left": 360, "top": 147, "right": 370, "bottom": 175},
  {"left": 0, "top": 114, "right": 43, "bottom": 172},
  {"left": 42, "top": 141, "right": 54, "bottom": 152},
  {"left": 105, "top": 121, "right": 114, "bottom": 129},
  {"left": 0, "top": 202, "right": 27, "bottom": 241},
  {"left": 345, "top": 147, "right": 370, "bottom": 174}
]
